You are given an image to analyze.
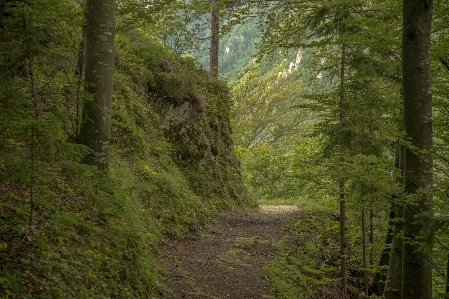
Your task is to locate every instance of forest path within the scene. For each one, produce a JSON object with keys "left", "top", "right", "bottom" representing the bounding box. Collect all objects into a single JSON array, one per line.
[{"left": 157, "top": 205, "right": 300, "bottom": 299}]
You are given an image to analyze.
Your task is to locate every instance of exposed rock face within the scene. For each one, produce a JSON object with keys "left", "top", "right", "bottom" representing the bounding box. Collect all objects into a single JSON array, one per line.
[
  {"left": 157, "top": 80, "right": 253, "bottom": 208},
  {"left": 161, "top": 101, "right": 212, "bottom": 164}
]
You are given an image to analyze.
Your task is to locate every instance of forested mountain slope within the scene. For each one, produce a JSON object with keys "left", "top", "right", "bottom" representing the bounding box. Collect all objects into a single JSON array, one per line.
[{"left": 194, "top": 18, "right": 260, "bottom": 80}]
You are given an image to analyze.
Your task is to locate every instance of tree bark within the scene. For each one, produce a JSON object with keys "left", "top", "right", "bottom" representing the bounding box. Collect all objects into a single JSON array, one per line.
[
  {"left": 446, "top": 254, "right": 449, "bottom": 294},
  {"left": 209, "top": 0, "right": 219, "bottom": 77},
  {"left": 77, "top": 0, "right": 115, "bottom": 169},
  {"left": 75, "top": 22, "right": 85, "bottom": 137},
  {"left": 26, "top": 17, "right": 38, "bottom": 228},
  {"left": 402, "top": 0, "right": 433, "bottom": 298},
  {"left": 339, "top": 44, "right": 348, "bottom": 299},
  {"left": 372, "top": 206, "right": 394, "bottom": 296},
  {"left": 369, "top": 209, "right": 374, "bottom": 266},
  {"left": 340, "top": 180, "right": 347, "bottom": 298},
  {"left": 361, "top": 203, "right": 368, "bottom": 296},
  {"left": 385, "top": 116, "right": 405, "bottom": 299},
  {"left": 385, "top": 206, "right": 404, "bottom": 299}
]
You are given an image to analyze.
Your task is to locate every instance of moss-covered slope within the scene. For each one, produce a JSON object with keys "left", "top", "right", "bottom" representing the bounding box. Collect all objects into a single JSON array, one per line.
[{"left": 0, "top": 29, "right": 255, "bottom": 299}]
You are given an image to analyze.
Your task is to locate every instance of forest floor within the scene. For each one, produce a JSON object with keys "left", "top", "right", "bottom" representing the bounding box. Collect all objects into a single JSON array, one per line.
[{"left": 157, "top": 205, "right": 301, "bottom": 299}]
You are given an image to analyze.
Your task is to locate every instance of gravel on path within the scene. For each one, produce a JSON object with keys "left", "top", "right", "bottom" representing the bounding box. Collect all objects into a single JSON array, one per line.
[{"left": 157, "top": 205, "right": 300, "bottom": 299}]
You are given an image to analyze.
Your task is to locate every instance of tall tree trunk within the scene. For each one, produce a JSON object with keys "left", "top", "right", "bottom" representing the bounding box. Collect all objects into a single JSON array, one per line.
[
  {"left": 370, "top": 147, "right": 399, "bottom": 296},
  {"left": 385, "top": 121, "right": 405, "bottom": 299},
  {"left": 209, "top": 0, "right": 219, "bottom": 77},
  {"left": 402, "top": 1, "right": 433, "bottom": 298},
  {"left": 75, "top": 23, "right": 85, "bottom": 137},
  {"left": 369, "top": 209, "right": 374, "bottom": 266},
  {"left": 340, "top": 180, "right": 347, "bottom": 298},
  {"left": 77, "top": 0, "right": 115, "bottom": 169},
  {"left": 339, "top": 43, "right": 348, "bottom": 299},
  {"left": 26, "top": 17, "right": 38, "bottom": 228},
  {"left": 446, "top": 254, "right": 449, "bottom": 294},
  {"left": 361, "top": 188, "right": 369, "bottom": 297},
  {"left": 372, "top": 206, "right": 394, "bottom": 296},
  {"left": 385, "top": 206, "right": 404, "bottom": 299}
]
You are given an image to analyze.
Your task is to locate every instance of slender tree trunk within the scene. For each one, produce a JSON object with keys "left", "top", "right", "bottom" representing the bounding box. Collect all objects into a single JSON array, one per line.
[
  {"left": 77, "top": 0, "right": 115, "bottom": 169},
  {"left": 402, "top": 1, "right": 433, "bottom": 298},
  {"left": 385, "top": 123, "right": 405, "bottom": 299},
  {"left": 73, "top": 0, "right": 86, "bottom": 137},
  {"left": 385, "top": 206, "right": 404, "bottom": 299},
  {"left": 361, "top": 192, "right": 369, "bottom": 297},
  {"left": 369, "top": 209, "right": 374, "bottom": 266},
  {"left": 372, "top": 206, "right": 395, "bottom": 296},
  {"left": 446, "top": 254, "right": 449, "bottom": 294},
  {"left": 75, "top": 24, "right": 85, "bottom": 137},
  {"left": 340, "top": 180, "right": 347, "bottom": 298},
  {"left": 26, "top": 19, "right": 38, "bottom": 228},
  {"left": 209, "top": 0, "right": 219, "bottom": 77},
  {"left": 339, "top": 43, "right": 348, "bottom": 299}
]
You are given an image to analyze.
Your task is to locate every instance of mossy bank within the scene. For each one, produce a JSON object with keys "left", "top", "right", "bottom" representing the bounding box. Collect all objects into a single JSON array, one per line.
[{"left": 0, "top": 28, "right": 255, "bottom": 298}]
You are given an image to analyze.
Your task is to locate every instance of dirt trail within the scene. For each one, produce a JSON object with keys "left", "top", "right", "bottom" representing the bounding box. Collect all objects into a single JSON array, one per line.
[{"left": 157, "top": 205, "right": 300, "bottom": 299}]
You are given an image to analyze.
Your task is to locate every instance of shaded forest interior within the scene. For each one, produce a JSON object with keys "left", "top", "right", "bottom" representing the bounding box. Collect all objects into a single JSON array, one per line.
[{"left": 1, "top": 0, "right": 449, "bottom": 298}]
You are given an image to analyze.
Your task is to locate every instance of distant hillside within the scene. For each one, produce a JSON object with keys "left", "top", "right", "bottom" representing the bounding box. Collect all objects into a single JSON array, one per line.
[
  {"left": 192, "top": 17, "right": 260, "bottom": 80},
  {"left": 191, "top": 17, "right": 329, "bottom": 87}
]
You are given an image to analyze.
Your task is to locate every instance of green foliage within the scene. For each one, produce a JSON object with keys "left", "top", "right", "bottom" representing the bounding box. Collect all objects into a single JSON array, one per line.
[
  {"left": 431, "top": 1, "right": 449, "bottom": 295},
  {"left": 229, "top": 1, "right": 439, "bottom": 296},
  {"left": 231, "top": 66, "right": 325, "bottom": 206},
  {"left": 265, "top": 211, "right": 342, "bottom": 298},
  {"left": 191, "top": 0, "right": 449, "bottom": 296},
  {"left": 2, "top": 0, "right": 449, "bottom": 297},
  {"left": 0, "top": 2, "right": 253, "bottom": 298}
]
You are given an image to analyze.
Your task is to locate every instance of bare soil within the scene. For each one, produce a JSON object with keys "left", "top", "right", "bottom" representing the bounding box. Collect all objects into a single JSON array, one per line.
[{"left": 157, "top": 206, "right": 300, "bottom": 299}]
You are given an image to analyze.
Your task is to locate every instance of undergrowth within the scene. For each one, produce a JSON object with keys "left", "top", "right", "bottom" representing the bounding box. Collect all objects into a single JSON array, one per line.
[
  {"left": 0, "top": 25, "right": 253, "bottom": 299},
  {"left": 265, "top": 211, "right": 353, "bottom": 299}
]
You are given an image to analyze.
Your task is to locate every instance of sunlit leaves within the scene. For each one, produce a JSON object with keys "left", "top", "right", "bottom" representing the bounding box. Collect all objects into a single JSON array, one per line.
[
  {"left": 231, "top": 64, "right": 320, "bottom": 201},
  {"left": 232, "top": 67, "right": 310, "bottom": 149}
]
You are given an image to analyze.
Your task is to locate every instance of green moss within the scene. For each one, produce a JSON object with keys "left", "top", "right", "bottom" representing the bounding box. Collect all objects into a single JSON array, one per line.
[{"left": 0, "top": 30, "right": 254, "bottom": 298}]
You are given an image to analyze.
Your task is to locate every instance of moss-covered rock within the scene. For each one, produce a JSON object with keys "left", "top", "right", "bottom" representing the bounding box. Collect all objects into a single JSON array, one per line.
[{"left": 120, "top": 31, "right": 255, "bottom": 209}]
